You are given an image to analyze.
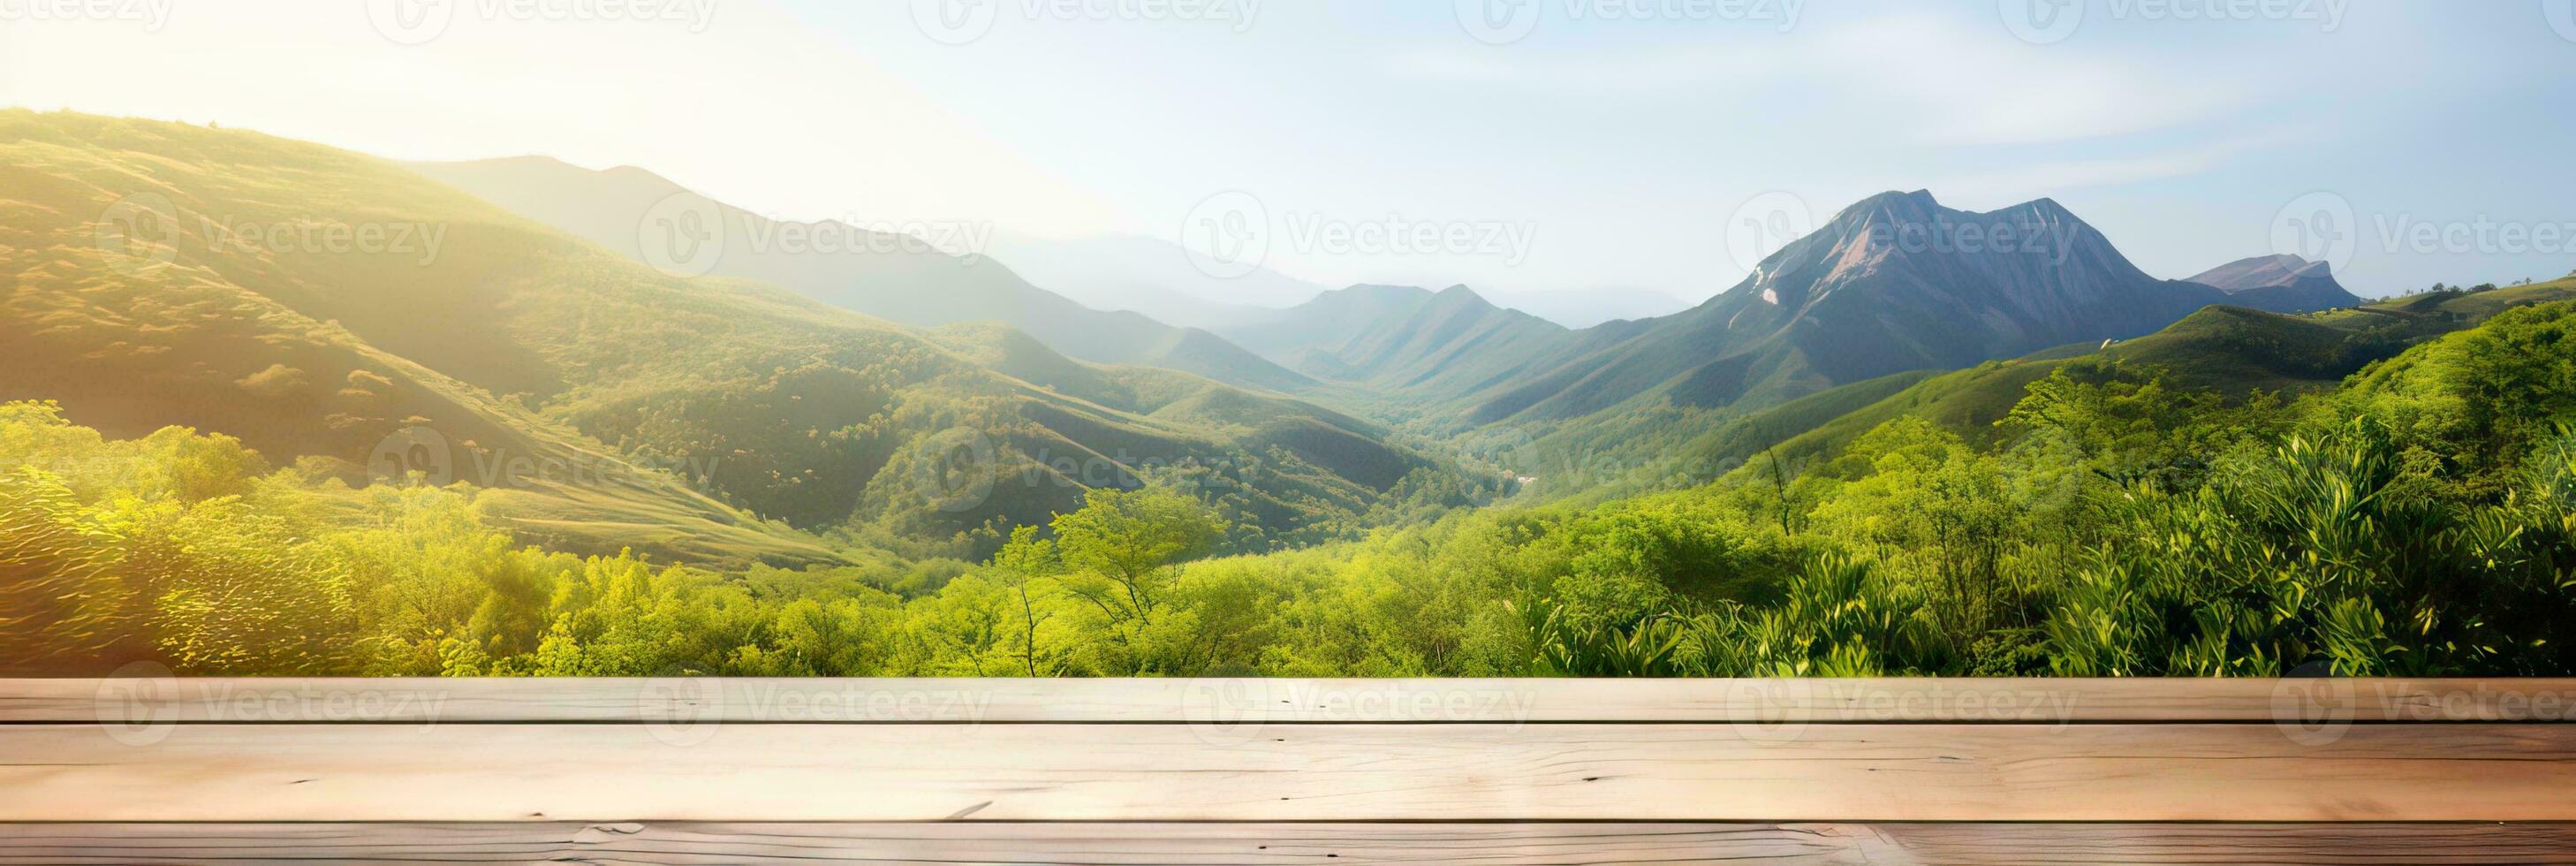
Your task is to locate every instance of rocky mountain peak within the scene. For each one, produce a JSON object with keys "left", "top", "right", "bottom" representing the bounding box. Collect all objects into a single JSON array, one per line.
[{"left": 2186, "top": 254, "right": 2360, "bottom": 313}]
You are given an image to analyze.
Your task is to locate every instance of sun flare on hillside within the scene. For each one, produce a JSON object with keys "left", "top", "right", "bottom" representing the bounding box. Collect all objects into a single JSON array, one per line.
[{"left": 4, "top": 1, "right": 2576, "bottom": 680}]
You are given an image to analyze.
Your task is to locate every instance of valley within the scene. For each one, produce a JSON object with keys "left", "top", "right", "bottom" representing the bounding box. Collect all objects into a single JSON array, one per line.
[{"left": 5, "top": 110, "right": 2572, "bottom": 679}]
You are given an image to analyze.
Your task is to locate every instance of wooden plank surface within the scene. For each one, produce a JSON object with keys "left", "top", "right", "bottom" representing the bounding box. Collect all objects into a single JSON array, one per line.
[
  {"left": 3, "top": 822, "right": 2573, "bottom": 865},
  {"left": 10, "top": 679, "right": 2572, "bottom": 861},
  {"left": 6, "top": 721, "right": 2573, "bottom": 823},
  {"left": 15, "top": 676, "right": 2576, "bottom": 723}
]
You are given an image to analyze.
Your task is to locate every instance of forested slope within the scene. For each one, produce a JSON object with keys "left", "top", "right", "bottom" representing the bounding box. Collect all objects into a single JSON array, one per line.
[{"left": 0, "top": 111, "right": 1468, "bottom": 565}]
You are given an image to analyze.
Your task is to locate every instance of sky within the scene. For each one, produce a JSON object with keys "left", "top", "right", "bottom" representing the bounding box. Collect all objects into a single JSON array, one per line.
[{"left": 4, "top": 0, "right": 2572, "bottom": 307}]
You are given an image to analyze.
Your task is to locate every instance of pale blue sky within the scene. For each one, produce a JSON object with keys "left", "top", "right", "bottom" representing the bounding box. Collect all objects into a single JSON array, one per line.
[
  {"left": 6, "top": 0, "right": 2570, "bottom": 303},
  {"left": 795, "top": 0, "right": 2575, "bottom": 300}
]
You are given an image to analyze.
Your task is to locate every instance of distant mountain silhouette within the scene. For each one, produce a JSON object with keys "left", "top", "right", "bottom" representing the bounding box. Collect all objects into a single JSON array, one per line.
[
  {"left": 2187, "top": 254, "right": 2365, "bottom": 313},
  {"left": 1216, "top": 285, "right": 1584, "bottom": 396},
  {"left": 410, "top": 157, "right": 1312, "bottom": 393},
  {"left": 1224, "top": 191, "right": 2328, "bottom": 429},
  {"left": 990, "top": 232, "right": 1693, "bottom": 330}
]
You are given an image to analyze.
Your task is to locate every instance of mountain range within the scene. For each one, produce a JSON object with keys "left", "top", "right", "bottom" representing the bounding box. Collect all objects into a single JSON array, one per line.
[
  {"left": 982, "top": 232, "right": 1694, "bottom": 331},
  {"left": 7, "top": 110, "right": 2463, "bottom": 570},
  {"left": 2188, "top": 253, "right": 2365, "bottom": 314},
  {"left": 414, "top": 156, "right": 2377, "bottom": 440},
  {"left": 1, "top": 112, "right": 1454, "bottom": 566},
  {"left": 408, "top": 157, "right": 1315, "bottom": 394},
  {"left": 1203, "top": 190, "right": 2360, "bottom": 433}
]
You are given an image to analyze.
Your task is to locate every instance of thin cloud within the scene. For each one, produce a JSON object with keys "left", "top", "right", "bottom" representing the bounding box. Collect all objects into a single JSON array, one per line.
[
  {"left": 1386, "top": 11, "right": 2251, "bottom": 146},
  {"left": 1921, "top": 128, "right": 2311, "bottom": 204}
]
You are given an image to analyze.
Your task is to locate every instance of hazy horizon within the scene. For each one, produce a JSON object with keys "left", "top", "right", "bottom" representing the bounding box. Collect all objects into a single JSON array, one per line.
[
  {"left": 8, "top": 4, "right": 2576, "bottom": 691},
  {"left": 5, "top": 0, "right": 2572, "bottom": 309}
]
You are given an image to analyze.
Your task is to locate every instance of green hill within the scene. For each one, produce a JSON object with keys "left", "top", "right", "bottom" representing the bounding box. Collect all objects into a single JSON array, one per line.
[
  {"left": 1444, "top": 298, "right": 2418, "bottom": 506},
  {"left": 2369, "top": 277, "right": 2576, "bottom": 320},
  {"left": 1226, "top": 285, "right": 1582, "bottom": 397},
  {"left": 0, "top": 112, "right": 854, "bottom": 566},
  {"left": 0, "top": 111, "right": 1454, "bottom": 563},
  {"left": 1733, "top": 289, "right": 2575, "bottom": 469}
]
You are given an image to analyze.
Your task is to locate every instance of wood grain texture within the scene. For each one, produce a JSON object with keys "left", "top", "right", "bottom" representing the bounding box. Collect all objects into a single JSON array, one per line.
[
  {"left": 9, "top": 679, "right": 2571, "bottom": 861},
  {"left": 4, "top": 822, "right": 2573, "bottom": 865},
  {"left": 6, "top": 722, "right": 2574, "bottom": 823},
  {"left": 13, "top": 677, "right": 2575, "bottom": 723}
]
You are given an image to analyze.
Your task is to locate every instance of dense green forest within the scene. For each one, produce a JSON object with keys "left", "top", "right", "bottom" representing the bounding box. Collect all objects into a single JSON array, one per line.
[
  {"left": 4, "top": 112, "right": 2572, "bottom": 679},
  {"left": 0, "top": 110, "right": 1483, "bottom": 573},
  {"left": 9, "top": 295, "right": 2572, "bottom": 677}
]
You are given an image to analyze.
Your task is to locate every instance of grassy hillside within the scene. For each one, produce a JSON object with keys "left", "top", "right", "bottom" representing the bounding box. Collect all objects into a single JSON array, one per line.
[
  {"left": 1212, "top": 285, "right": 1659, "bottom": 430},
  {"left": 1275, "top": 286, "right": 1577, "bottom": 393},
  {"left": 8, "top": 114, "right": 2568, "bottom": 680},
  {"left": 2372, "top": 277, "right": 2576, "bottom": 319},
  {"left": 2340, "top": 291, "right": 2576, "bottom": 495},
  {"left": 0, "top": 111, "right": 1458, "bottom": 563},
  {"left": 1671, "top": 370, "right": 1943, "bottom": 474},
  {"left": 925, "top": 321, "right": 1418, "bottom": 482},
  {"left": 1742, "top": 285, "right": 2576, "bottom": 469},
  {"left": 1475, "top": 279, "right": 2576, "bottom": 509},
  {"left": 14, "top": 300, "right": 2569, "bottom": 678},
  {"left": 0, "top": 113, "right": 854, "bottom": 566}
]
